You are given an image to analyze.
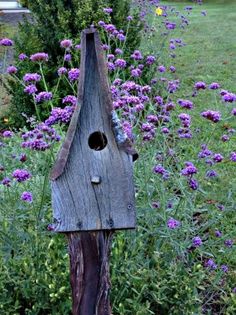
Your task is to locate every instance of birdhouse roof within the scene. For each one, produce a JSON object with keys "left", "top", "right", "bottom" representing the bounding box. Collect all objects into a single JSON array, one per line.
[{"left": 50, "top": 28, "right": 138, "bottom": 181}]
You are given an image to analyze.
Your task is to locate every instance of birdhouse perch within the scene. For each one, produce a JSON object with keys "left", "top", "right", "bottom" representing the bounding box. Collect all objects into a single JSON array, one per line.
[{"left": 50, "top": 28, "right": 138, "bottom": 232}]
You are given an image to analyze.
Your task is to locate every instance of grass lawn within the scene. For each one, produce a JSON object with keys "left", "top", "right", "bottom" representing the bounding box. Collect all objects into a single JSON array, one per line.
[{"left": 160, "top": 0, "right": 236, "bottom": 93}]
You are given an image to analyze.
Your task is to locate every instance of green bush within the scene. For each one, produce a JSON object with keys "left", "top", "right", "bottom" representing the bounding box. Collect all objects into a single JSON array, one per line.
[{"left": 7, "top": 0, "right": 143, "bottom": 125}]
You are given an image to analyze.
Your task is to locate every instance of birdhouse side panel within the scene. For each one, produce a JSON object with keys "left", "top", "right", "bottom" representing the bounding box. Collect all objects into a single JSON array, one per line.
[{"left": 51, "top": 125, "right": 136, "bottom": 232}]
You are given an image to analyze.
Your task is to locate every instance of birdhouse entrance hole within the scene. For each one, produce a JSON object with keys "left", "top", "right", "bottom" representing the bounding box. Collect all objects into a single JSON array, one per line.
[{"left": 88, "top": 131, "right": 108, "bottom": 151}]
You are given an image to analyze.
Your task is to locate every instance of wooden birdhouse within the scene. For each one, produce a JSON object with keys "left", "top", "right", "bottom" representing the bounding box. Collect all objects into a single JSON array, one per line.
[{"left": 50, "top": 28, "right": 138, "bottom": 232}]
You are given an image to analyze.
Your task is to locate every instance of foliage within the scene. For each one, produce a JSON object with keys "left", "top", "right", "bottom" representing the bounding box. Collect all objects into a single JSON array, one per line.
[
  {"left": 1, "top": 1, "right": 236, "bottom": 314},
  {"left": 5, "top": 0, "right": 142, "bottom": 125}
]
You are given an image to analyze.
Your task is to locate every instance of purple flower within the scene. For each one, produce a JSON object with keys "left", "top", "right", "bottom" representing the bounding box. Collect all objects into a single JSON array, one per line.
[
  {"left": 230, "top": 152, "right": 236, "bottom": 162},
  {"left": 131, "top": 50, "right": 143, "bottom": 60},
  {"left": 131, "top": 68, "right": 142, "bottom": 78},
  {"left": 167, "top": 80, "right": 179, "bottom": 93},
  {"left": 198, "top": 145, "right": 212, "bottom": 158},
  {"left": 158, "top": 65, "right": 166, "bottom": 73},
  {"left": 178, "top": 113, "right": 191, "bottom": 127},
  {"left": 188, "top": 178, "right": 199, "bottom": 190},
  {"left": 161, "top": 127, "right": 169, "bottom": 134},
  {"left": 167, "top": 218, "right": 181, "bottom": 229},
  {"left": 7, "top": 66, "right": 17, "bottom": 74},
  {"left": 57, "top": 67, "right": 67, "bottom": 76},
  {"left": 122, "top": 121, "right": 133, "bottom": 140},
  {"left": 141, "top": 123, "right": 153, "bottom": 132},
  {"left": 21, "top": 191, "right": 33, "bottom": 203},
  {"left": 62, "top": 95, "right": 77, "bottom": 106},
  {"left": 154, "top": 96, "right": 163, "bottom": 106},
  {"left": 103, "top": 8, "right": 113, "bottom": 14},
  {"left": 194, "top": 81, "right": 206, "bottom": 90},
  {"left": 19, "top": 153, "right": 27, "bottom": 163},
  {"left": 1, "top": 177, "right": 11, "bottom": 186},
  {"left": 215, "top": 230, "right": 222, "bottom": 237},
  {"left": 12, "top": 169, "right": 31, "bottom": 182},
  {"left": 184, "top": 6, "right": 193, "bottom": 11},
  {"left": 104, "top": 24, "right": 116, "bottom": 33},
  {"left": 164, "top": 102, "right": 176, "bottom": 111},
  {"left": 107, "top": 62, "right": 115, "bottom": 72},
  {"left": 68, "top": 68, "right": 80, "bottom": 81},
  {"left": 231, "top": 108, "right": 236, "bottom": 116},
  {"left": 98, "top": 20, "right": 105, "bottom": 27},
  {"left": 192, "top": 236, "right": 202, "bottom": 247},
  {"left": 19, "top": 53, "right": 27, "bottom": 61},
  {"left": 64, "top": 53, "right": 72, "bottom": 62},
  {"left": 127, "top": 15, "right": 133, "bottom": 21},
  {"left": 222, "top": 92, "right": 236, "bottom": 103},
  {"left": 217, "top": 204, "right": 225, "bottom": 211},
  {"left": 181, "top": 162, "right": 197, "bottom": 176},
  {"left": 21, "top": 123, "right": 60, "bottom": 149},
  {"left": 114, "top": 59, "right": 127, "bottom": 69},
  {"left": 205, "top": 259, "right": 217, "bottom": 270},
  {"left": 206, "top": 170, "right": 218, "bottom": 178},
  {"left": 178, "top": 128, "right": 192, "bottom": 139},
  {"left": 23, "top": 73, "right": 41, "bottom": 83},
  {"left": 0, "top": 38, "right": 13, "bottom": 46},
  {"left": 220, "top": 89, "right": 228, "bottom": 96},
  {"left": 152, "top": 201, "right": 160, "bottom": 209},
  {"left": 117, "top": 33, "right": 126, "bottom": 41},
  {"left": 221, "top": 134, "right": 229, "bottom": 142},
  {"left": 2, "top": 130, "right": 13, "bottom": 138},
  {"left": 146, "top": 55, "right": 156, "bottom": 65},
  {"left": 107, "top": 54, "right": 114, "bottom": 60},
  {"left": 153, "top": 164, "right": 167, "bottom": 176},
  {"left": 24, "top": 84, "right": 38, "bottom": 95},
  {"left": 35, "top": 91, "right": 53, "bottom": 103},
  {"left": 213, "top": 153, "right": 223, "bottom": 163},
  {"left": 224, "top": 239, "right": 233, "bottom": 248},
  {"left": 45, "top": 107, "right": 75, "bottom": 126},
  {"left": 165, "top": 22, "right": 176, "bottom": 30},
  {"left": 169, "top": 66, "right": 176, "bottom": 72},
  {"left": 146, "top": 115, "right": 158, "bottom": 123},
  {"left": 60, "top": 39, "right": 73, "bottom": 49},
  {"left": 115, "top": 48, "right": 123, "bottom": 55},
  {"left": 178, "top": 99, "right": 194, "bottom": 110},
  {"left": 221, "top": 265, "right": 228, "bottom": 273},
  {"left": 201, "top": 110, "right": 221, "bottom": 123},
  {"left": 30, "top": 52, "right": 48, "bottom": 62},
  {"left": 75, "top": 44, "right": 81, "bottom": 50},
  {"left": 209, "top": 82, "right": 220, "bottom": 90}
]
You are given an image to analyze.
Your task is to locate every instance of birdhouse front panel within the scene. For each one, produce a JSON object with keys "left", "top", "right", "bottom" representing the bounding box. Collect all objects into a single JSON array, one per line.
[{"left": 50, "top": 30, "right": 137, "bottom": 232}]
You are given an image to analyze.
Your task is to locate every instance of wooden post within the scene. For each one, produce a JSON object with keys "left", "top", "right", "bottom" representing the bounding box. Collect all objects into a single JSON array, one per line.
[
  {"left": 67, "top": 232, "right": 113, "bottom": 315},
  {"left": 50, "top": 28, "right": 138, "bottom": 314}
]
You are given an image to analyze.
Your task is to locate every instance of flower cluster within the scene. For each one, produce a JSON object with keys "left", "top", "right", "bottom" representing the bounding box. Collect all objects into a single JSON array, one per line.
[
  {"left": 30, "top": 52, "right": 48, "bottom": 62},
  {"left": 12, "top": 169, "right": 31, "bottom": 182},
  {"left": 21, "top": 123, "right": 60, "bottom": 151},
  {"left": 0, "top": 38, "right": 13, "bottom": 46}
]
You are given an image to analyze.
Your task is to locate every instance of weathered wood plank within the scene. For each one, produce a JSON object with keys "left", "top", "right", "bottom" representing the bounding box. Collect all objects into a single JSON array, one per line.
[{"left": 50, "top": 29, "right": 137, "bottom": 231}]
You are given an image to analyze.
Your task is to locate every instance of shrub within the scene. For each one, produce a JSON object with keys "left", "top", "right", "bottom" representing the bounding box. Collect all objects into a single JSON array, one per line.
[{"left": 6, "top": 0, "right": 142, "bottom": 125}]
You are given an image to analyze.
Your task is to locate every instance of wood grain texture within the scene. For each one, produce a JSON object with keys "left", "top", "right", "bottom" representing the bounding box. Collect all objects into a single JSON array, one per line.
[
  {"left": 67, "top": 231, "right": 113, "bottom": 315},
  {"left": 50, "top": 29, "right": 137, "bottom": 232}
]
